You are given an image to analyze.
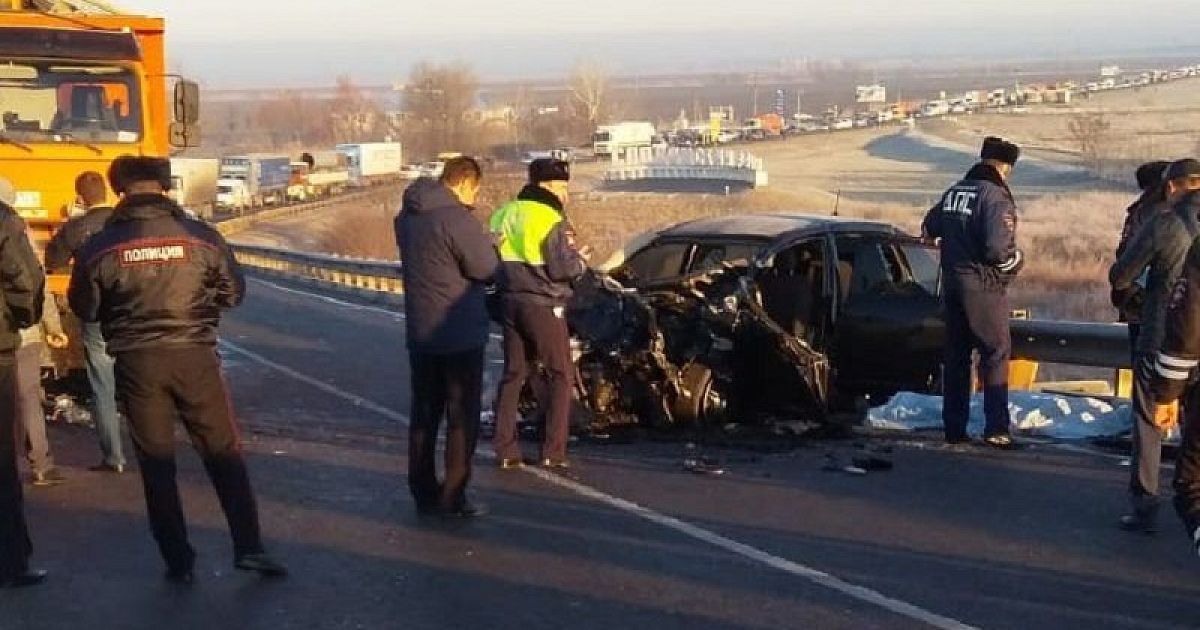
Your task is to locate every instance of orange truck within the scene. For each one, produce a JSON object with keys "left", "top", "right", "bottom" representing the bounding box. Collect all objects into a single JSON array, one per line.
[{"left": 0, "top": 0, "right": 199, "bottom": 292}]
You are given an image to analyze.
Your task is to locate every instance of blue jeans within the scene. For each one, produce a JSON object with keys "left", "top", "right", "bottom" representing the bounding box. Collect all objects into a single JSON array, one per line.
[{"left": 84, "top": 323, "right": 123, "bottom": 467}]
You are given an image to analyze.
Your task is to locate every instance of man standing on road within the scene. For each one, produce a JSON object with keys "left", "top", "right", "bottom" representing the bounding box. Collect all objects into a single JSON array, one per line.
[
  {"left": 0, "top": 176, "right": 49, "bottom": 588},
  {"left": 69, "top": 156, "right": 285, "bottom": 583},
  {"left": 395, "top": 157, "right": 498, "bottom": 518},
  {"left": 1112, "top": 161, "right": 1172, "bottom": 349},
  {"left": 491, "top": 159, "right": 589, "bottom": 470},
  {"left": 1118, "top": 159, "right": 1200, "bottom": 533},
  {"left": 922, "top": 137, "right": 1024, "bottom": 449},
  {"left": 46, "top": 171, "right": 126, "bottom": 475}
]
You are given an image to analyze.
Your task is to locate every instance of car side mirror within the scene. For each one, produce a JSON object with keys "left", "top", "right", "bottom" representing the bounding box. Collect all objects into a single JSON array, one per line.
[{"left": 174, "top": 80, "right": 200, "bottom": 125}]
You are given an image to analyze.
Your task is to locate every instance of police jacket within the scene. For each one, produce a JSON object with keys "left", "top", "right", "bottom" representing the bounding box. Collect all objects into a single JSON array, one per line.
[
  {"left": 44, "top": 205, "right": 114, "bottom": 273},
  {"left": 1150, "top": 236, "right": 1200, "bottom": 403},
  {"left": 1109, "top": 191, "right": 1200, "bottom": 355},
  {"left": 489, "top": 184, "right": 587, "bottom": 306},
  {"left": 395, "top": 178, "right": 499, "bottom": 354},
  {"left": 922, "top": 163, "right": 1021, "bottom": 292},
  {"left": 0, "top": 202, "right": 45, "bottom": 353},
  {"left": 68, "top": 194, "right": 244, "bottom": 354}
]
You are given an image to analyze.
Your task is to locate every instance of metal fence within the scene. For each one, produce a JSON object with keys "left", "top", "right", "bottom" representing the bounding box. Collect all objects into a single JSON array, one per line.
[
  {"left": 230, "top": 243, "right": 404, "bottom": 300},
  {"left": 216, "top": 189, "right": 381, "bottom": 238}
]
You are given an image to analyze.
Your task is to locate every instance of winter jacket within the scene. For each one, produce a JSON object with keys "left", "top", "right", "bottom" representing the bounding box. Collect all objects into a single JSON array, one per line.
[
  {"left": 19, "top": 230, "right": 64, "bottom": 349},
  {"left": 1110, "top": 191, "right": 1200, "bottom": 355},
  {"left": 44, "top": 205, "right": 115, "bottom": 273},
  {"left": 394, "top": 178, "right": 499, "bottom": 354},
  {"left": 922, "top": 163, "right": 1022, "bottom": 293},
  {"left": 68, "top": 194, "right": 244, "bottom": 354},
  {"left": 1151, "top": 239, "right": 1200, "bottom": 403},
  {"left": 489, "top": 184, "right": 587, "bottom": 306},
  {"left": 0, "top": 202, "right": 45, "bottom": 353},
  {"left": 1112, "top": 192, "right": 1170, "bottom": 323}
]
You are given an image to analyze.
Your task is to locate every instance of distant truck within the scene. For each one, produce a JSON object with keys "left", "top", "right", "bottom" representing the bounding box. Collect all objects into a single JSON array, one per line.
[
  {"left": 216, "top": 154, "right": 291, "bottom": 212},
  {"left": 169, "top": 158, "right": 219, "bottom": 220},
  {"left": 287, "top": 151, "right": 350, "bottom": 202},
  {"left": 337, "top": 142, "right": 404, "bottom": 186},
  {"left": 593, "top": 121, "right": 656, "bottom": 158},
  {"left": 743, "top": 113, "right": 784, "bottom": 139}
]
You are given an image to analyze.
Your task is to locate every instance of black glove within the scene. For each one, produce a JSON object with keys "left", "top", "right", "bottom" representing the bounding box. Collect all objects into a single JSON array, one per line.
[{"left": 995, "top": 249, "right": 1024, "bottom": 282}]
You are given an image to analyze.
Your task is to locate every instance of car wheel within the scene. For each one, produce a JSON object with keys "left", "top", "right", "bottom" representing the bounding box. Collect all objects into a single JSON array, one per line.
[{"left": 673, "top": 362, "right": 732, "bottom": 425}]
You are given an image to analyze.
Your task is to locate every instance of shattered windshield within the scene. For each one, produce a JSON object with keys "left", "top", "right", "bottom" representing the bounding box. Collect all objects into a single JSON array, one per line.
[{"left": 0, "top": 60, "right": 142, "bottom": 143}]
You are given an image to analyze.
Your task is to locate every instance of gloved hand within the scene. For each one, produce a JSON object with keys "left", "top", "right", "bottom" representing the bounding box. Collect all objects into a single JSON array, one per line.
[
  {"left": 996, "top": 249, "right": 1025, "bottom": 278},
  {"left": 1110, "top": 285, "right": 1145, "bottom": 315}
]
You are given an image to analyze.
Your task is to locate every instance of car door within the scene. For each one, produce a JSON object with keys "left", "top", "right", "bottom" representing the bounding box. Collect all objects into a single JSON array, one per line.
[{"left": 830, "top": 233, "right": 944, "bottom": 401}]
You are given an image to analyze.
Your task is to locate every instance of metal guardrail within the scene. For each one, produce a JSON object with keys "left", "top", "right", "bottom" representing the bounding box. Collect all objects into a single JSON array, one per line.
[
  {"left": 1010, "top": 319, "right": 1130, "bottom": 370},
  {"left": 230, "top": 243, "right": 404, "bottom": 297},
  {"left": 216, "top": 189, "right": 382, "bottom": 238}
]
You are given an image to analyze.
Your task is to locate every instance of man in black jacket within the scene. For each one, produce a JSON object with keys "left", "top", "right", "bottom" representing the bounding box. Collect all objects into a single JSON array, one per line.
[
  {"left": 68, "top": 156, "right": 285, "bottom": 583},
  {"left": 1119, "top": 159, "right": 1200, "bottom": 533},
  {"left": 395, "top": 157, "right": 499, "bottom": 518},
  {"left": 0, "top": 176, "right": 48, "bottom": 588},
  {"left": 490, "top": 159, "right": 589, "bottom": 469},
  {"left": 922, "top": 137, "right": 1024, "bottom": 449},
  {"left": 46, "top": 171, "right": 126, "bottom": 474}
]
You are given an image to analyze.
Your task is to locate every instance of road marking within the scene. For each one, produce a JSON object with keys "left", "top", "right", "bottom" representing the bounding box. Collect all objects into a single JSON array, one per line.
[
  {"left": 220, "top": 337, "right": 977, "bottom": 630},
  {"left": 248, "top": 276, "right": 405, "bottom": 319}
]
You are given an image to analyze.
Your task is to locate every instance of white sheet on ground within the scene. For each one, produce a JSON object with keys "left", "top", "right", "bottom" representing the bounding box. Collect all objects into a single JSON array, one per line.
[{"left": 868, "top": 391, "right": 1138, "bottom": 440}]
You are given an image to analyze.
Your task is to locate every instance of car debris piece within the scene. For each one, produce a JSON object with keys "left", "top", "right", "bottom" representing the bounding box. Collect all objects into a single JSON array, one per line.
[{"left": 851, "top": 456, "right": 894, "bottom": 471}]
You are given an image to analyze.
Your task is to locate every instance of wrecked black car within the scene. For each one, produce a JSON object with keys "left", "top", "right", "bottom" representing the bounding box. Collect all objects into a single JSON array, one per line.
[{"left": 561, "top": 213, "right": 946, "bottom": 432}]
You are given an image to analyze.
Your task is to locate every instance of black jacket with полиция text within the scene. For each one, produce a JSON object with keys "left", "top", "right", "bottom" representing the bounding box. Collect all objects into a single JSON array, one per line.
[{"left": 68, "top": 194, "right": 244, "bottom": 354}]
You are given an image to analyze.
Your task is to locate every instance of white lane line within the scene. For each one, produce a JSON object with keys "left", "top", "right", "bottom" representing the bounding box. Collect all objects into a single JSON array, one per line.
[
  {"left": 220, "top": 339, "right": 977, "bottom": 630},
  {"left": 247, "top": 276, "right": 405, "bottom": 320}
]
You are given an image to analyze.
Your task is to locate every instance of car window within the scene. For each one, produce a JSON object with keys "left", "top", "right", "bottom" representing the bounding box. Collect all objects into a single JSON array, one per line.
[
  {"left": 616, "top": 242, "right": 690, "bottom": 285},
  {"left": 835, "top": 236, "right": 904, "bottom": 300},
  {"left": 687, "top": 243, "right": 762, "bottom": 275},
  {"left": 896, "top": 242, "right": 941, "bottom": 296}
]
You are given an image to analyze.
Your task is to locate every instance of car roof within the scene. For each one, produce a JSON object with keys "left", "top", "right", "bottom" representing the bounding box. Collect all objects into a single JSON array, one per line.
[{"left": 657, "top": 213, "right": 907, "bottom": 241}]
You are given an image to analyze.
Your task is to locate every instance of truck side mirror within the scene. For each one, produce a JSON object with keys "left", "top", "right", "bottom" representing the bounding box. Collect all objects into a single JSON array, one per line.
[
  {"left": 174, "top": 80, "right": 200, "bottom": 125},
  {"left": 169, "top": 123, "right": 201, "bottom": 148}
]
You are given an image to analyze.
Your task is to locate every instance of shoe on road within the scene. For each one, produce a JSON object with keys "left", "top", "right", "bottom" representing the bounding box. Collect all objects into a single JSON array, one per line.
[
  {"left": 235, "top": 553, "right": 288, "bottom": 578},
  {"left": 0, "top": 569, "right": 47, "bottom": 589},
  {"left": 30, "top": 469, "right": 66, "bottom": 487},
  {"left": 540, "top": 458, "right": 570, "bottom": 470},
  {"left": 983, "top": 434, "right": 1023, "bottom": 450},
  {"left": 498, "top": 458, "right": 525, "bottom": 470},
  {"left": 89, "top": 462, "right": 126, "bottom": 474},
  {"left": 441, "top": 502, "right": 489, "bottom": 519},
  {"left": 1119, "top": 513, "right": 1158, "bottom": 534}
]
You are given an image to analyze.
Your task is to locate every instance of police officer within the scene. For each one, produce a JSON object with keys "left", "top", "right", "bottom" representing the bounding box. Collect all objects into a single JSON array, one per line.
[
  {"left": 922, "top": 137, "right": 1024, "bottom": 449},
  {"left": 0, "top": 176, "right": 48, "bottom": 589},
  {"left": 1110, "top": 159, "right": 1200, "bottom": 533},
  {"left": 68, "top": 156, "right": 285, "bottom": 583},
  {"left": 1150, "top": 160, "right": 1200, "bottom": 559},
  {"left": 491, "top": 159, "right": 589, "bottom": 469},
  {"left": 1113, "top": 162, "right": 1171, "bottom": 360}
]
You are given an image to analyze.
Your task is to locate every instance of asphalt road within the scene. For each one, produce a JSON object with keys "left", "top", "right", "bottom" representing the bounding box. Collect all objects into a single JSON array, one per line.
[{"left": 6, "top": 276, "right": 1200, "bottom": 630}]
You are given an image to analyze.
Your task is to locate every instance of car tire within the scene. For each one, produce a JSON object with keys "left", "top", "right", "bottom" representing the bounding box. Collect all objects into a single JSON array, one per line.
[{"left": 672, "top": 362, "right": 731, "bottom": 425}]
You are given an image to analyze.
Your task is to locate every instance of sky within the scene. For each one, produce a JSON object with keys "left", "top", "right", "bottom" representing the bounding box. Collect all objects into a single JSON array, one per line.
[{"left": 115, "top": 0, "right": 1189, "bottom": 87}]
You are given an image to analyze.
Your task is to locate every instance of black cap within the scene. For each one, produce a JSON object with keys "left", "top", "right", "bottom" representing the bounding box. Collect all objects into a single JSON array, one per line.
[
  {"left": 1164, "top": 158, "right": 1200, "bottom": 182},
  {"left": 108, "top": 155, "right": 172, "bottom": 194},
  {"left": 1136, "top": 161, "right": 1171, "bottom": 190},
  {"left": 529, "top": 158, "right": 570, "bottom": 184},
  {"left": 980, "top": 136, "right": 1020, "bottom": 165}
]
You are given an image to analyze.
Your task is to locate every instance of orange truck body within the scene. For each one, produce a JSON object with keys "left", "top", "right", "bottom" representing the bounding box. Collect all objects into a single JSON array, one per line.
[{"left": 0, "top": 9, "right": 169, "bottom": 291}]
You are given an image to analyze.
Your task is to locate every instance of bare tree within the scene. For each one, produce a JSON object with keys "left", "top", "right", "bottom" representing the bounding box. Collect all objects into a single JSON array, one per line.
[
  {"left": 1066, "top": 112, "right": 1112, "bottom": 172},
  {"left": 255, "top": 90, "right": 333, "bottom": 149},
  {"left": 402, "top": 62, "right": 480, "bottom": 158},
  {"left": 329, "top": 76, "right": 386, "bottom": 144},
  {"left": 569, "top": 61, "right": 610, "bottom": 134}
]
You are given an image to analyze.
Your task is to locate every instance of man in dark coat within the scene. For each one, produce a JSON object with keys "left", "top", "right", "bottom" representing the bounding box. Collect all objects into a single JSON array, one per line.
[
  {"left": 0, "top": 176, "right": 48, "bottom": 588},
  {"left": 1112, "top": 161, "right": 1171, "bottom": 335},
  {"left": 69, "top": 157, "right": 285, "bottom": 583},
  {"left": 46, "top": 171, "right": 126, "bottom": 474},
  {"left": 1113, "top": 159, "right": 1200, "bottom": 532},
  {"left": 922, "top": 137, "right": 1024, "bottom": 449},
  {"left": 395, "top": 157, "right": 499, "bottom": 518}
]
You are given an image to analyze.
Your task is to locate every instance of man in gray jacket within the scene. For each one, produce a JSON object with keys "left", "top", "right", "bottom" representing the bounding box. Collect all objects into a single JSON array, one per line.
[{"left": 1110, "top": 158, "right": 1200, "bottom": 533}]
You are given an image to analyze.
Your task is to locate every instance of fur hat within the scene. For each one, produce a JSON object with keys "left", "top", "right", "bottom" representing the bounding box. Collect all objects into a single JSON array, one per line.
[
  {"left": 107, "top": 155, "right": 172, "bottom": 194},
  {"left": 980, "top": 136, "right": 1021, "bottom": 165},
  {"left": 528, "top": 158, "right": 570, "bottom": 184},
  {"left": 1136, "top": 161, "right": 1171, "bottom": 190}
]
